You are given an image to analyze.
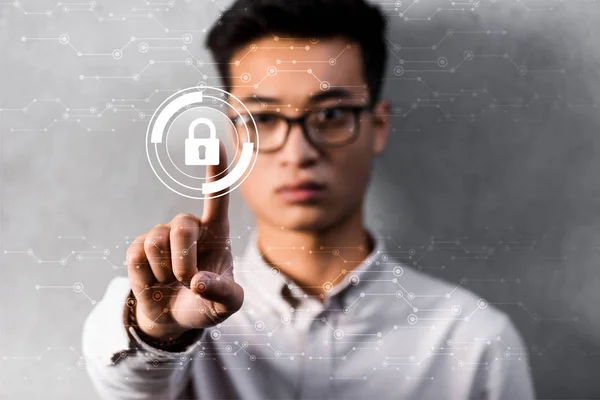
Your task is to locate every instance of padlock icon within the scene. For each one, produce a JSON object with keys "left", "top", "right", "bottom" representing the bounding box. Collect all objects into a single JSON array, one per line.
[{"left": 185, "top": 117, "right": 220, "bottom": 166}]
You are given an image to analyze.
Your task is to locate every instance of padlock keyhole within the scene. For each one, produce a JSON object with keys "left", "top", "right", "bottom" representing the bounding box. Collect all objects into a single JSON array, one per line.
[
  {"left": 197, "top": 145, "right": 206, "bottom": 160},
  {"left": 185, "top": 118, "right": 219, "bottom": 166}
]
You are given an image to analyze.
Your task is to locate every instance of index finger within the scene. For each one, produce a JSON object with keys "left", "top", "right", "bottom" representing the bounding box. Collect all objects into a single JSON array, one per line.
[{"left": 202, "top": 139, "right": 230, "bottom": 223}]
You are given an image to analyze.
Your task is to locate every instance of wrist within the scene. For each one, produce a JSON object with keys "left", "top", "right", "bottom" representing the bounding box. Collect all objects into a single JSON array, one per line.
[
  {"left": 134, "top": 307, "right": 188, "bottom": 341},
  {"left": 126, "top": 290, "right": 203, "bottom": 352}
]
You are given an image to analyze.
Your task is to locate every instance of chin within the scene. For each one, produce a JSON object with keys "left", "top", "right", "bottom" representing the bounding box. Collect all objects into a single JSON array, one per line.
[{"left": 275, "top": 206, "right": 341, "bottom": 232}]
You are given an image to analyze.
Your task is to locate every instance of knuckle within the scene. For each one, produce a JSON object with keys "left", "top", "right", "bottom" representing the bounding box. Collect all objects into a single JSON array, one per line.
[
  {"left": 142, "top": 244, "right": 161, "bottom": 268},
  {"left": 144, "top": 229, "right": 169, "bottom": 255},
  {"left": 125, "top": 235, "right": 144, "bottom": 260},
  {"left": 171, "top": 224, "right": 197, "bottom": 241},
  {"left": 154, "top": 235, "right": 170, "bottom": 251},
  {"left": 126, "top": 250, "right": 147, "bottom": 270},
  {"left": 172, "top": 213, "right": 196, "bottom": 225},
  {"left": 153, "top": 223, "right": 169, "bottom": 231}
]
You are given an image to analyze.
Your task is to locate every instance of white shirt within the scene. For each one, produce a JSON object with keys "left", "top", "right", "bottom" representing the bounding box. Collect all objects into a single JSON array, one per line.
[{"left": 82, "top": 232, "right": 535, "bottom": 399}]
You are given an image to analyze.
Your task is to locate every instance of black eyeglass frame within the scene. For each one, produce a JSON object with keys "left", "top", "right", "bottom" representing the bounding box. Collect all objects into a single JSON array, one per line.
[{"left": 229, "top": 104, "right": 373, "bottom": 154}]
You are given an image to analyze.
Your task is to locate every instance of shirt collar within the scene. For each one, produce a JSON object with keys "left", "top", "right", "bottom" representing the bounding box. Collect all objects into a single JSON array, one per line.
[{"left": 233, "top": 228, "right": 388, "bottom": 311}]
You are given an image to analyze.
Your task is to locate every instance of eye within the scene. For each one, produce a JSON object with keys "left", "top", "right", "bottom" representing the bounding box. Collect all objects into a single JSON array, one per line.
[
  {"left": 314, "top": 107, "right": 346, "bottom": 122},
  {"left": 253, "top": 113, "right": 281, "bottom": 126},
  {"left": 231, "top": 114, "right": 256, "bottom": 126}
]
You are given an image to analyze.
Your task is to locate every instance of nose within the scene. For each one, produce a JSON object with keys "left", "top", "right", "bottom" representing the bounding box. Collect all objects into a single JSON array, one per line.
[{"left": 276, "top": 122, "right": 320, "bottom": 168}]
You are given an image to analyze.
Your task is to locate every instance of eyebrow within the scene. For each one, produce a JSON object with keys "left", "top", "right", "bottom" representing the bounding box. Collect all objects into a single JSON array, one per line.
[{"left": 238, "top": 88, "right": 357, "bottom": 106}]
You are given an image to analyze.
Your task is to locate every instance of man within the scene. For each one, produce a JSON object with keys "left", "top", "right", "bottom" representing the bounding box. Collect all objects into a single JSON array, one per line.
[{"left": 82, "top": 0, "right": 535, "bottom": 398}]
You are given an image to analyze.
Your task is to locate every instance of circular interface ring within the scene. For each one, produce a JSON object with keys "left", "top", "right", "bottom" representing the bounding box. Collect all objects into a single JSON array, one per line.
[{"left": 146, "top": 86, "right": 259, "bottom": 200}]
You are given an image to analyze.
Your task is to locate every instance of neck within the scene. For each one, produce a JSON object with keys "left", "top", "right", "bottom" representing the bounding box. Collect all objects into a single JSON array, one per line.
[{"left": 255, "top": 209, "right": 373, "bottom": 299}]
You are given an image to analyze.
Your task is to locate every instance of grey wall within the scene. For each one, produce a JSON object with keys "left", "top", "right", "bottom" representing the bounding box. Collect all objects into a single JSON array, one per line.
[{"left": 2, "top": 0, "right": 600, "bottom": 398}]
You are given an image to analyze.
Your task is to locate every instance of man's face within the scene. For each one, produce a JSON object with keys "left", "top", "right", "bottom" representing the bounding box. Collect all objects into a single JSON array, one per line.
[{"left": 227, "top": 36, "right": 389, "bottom": 232}]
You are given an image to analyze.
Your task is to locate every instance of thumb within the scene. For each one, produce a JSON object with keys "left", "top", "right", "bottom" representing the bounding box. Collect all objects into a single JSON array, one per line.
[{"left": 190, "top": 271, "right": 244, "bottom": 314}]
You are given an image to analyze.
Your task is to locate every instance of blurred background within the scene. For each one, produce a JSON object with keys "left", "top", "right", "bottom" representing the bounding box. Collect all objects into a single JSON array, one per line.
[{"left": 2, "top": 0, "right": 600, "bottom": 398}]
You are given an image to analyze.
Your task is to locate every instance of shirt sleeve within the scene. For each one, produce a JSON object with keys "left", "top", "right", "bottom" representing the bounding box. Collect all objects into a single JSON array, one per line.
[
  {"left": 81, "top": 276, "right": 206, "bottom": 400},
  {"left": 469, "top": 314, "right": 536, "bottom": 400}
]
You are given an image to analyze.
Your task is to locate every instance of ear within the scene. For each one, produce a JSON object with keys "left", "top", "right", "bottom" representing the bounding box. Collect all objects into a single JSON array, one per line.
[{"left": 371, "top": 98, "right": 390, "bottom": 156}]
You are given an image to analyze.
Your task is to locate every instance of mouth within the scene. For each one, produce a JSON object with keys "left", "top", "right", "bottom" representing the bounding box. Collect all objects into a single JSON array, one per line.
[{"left": 276, "top": 180, "right": 327, "bottom": 203}]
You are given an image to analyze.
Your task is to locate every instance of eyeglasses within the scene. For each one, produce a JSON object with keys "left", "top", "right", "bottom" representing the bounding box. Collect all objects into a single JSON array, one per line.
[{"left": 229, "top": 105, "right": 371, "bottom": 153}]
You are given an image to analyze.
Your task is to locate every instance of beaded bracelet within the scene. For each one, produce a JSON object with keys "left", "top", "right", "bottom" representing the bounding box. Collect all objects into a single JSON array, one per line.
[{"left": 126, "top": 290, "right": 203, "bottom": 352}]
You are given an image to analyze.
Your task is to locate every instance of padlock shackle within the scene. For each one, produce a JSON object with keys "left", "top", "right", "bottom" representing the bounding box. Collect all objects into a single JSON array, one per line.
[{"left": 188, "top": 117, "right": 217, "bottom": 139}]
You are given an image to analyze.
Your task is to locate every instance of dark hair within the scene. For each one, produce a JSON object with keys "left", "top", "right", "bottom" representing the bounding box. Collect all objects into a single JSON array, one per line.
[{"left": 205, "top": 0, "right": 388, "bottom": 107}]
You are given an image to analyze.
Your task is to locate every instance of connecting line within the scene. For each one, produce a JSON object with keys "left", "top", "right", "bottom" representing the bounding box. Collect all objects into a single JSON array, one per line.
[{"left": 34, "top": 283, "right": 98, "bottom": 305}]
